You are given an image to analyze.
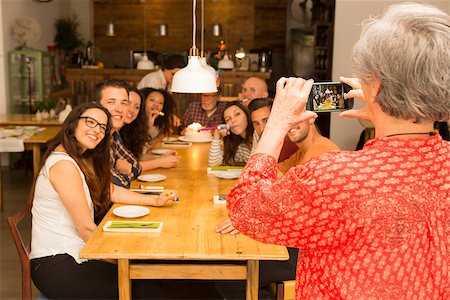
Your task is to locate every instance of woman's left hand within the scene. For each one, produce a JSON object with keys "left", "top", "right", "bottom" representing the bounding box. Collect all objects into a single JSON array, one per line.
[{"left": 338, "top": 76, "right": 372, "bottom": 121}]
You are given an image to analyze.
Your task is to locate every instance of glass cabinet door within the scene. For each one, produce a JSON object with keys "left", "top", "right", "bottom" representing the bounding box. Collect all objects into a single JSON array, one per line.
[{"left": 8, "top": 49, "right": 53, "bottom": 114}]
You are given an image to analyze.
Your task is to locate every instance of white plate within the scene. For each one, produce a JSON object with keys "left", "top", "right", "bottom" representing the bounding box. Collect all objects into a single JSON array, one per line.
[
  {"left": 138, "top": 174, "right": 167, "bottom": 182},
  {"left": 151, "top": 149, "right": 173, "bottom": 155},
  {"left": 163, "top": 137, "right": 178, "bottom": 142},
  {"left": 179, "top": 136, "right": 213, "bottom": 143},
  {"left": 113, "top": 205, "right": 150, "bottom": 218},
  {"left": 22, "top": 126, "right": 39, "bottom": 131},
  {"left": 214, "top": 171, "right": 241, "bottom": 179}
]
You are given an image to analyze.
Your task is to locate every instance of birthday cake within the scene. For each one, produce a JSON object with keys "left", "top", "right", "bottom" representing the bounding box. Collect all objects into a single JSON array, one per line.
[{"left": 185, "top": 123, "right": 212, "bottom": 141}]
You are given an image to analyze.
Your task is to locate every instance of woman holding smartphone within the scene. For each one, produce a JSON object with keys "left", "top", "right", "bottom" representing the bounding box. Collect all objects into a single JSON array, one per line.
[
  {"left": 30, "top": 102, "right": 162, "bottom": 299},
  {"left": 227, "top": 3, "right": 450, "bottom": 299}
]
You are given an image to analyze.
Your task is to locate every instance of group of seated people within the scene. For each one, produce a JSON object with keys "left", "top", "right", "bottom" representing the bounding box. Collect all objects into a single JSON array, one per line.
[
  {"left": 27, "top": 3, "right": 450, "bottom": 297},
  {"left": 31, "top": 74, "right": 339, "bottom": 299}
]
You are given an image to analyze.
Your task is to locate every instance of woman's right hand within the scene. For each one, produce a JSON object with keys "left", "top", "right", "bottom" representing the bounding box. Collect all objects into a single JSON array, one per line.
[
  {"left": 213, "top": 124, "right": 230, "bottom": 140},
  {"left": 157, "top": 154, "right": 179, "bottom": 168},
  {"left": 148, "top": 109, "right": 160, "bottom": 127}
]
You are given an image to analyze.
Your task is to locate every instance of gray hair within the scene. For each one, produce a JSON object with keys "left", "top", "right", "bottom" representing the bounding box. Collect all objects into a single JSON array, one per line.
[{"left": 352, "top": 2, "right": 450, "bottom": 122}]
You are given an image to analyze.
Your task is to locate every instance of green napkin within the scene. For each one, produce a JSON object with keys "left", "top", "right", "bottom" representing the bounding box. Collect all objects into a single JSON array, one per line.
[
  {"left": 211, "top": 166, "right": 244, "bottom": 171},
  {"left": 108, "top": 221, "right": 160, "bottom": 229}
]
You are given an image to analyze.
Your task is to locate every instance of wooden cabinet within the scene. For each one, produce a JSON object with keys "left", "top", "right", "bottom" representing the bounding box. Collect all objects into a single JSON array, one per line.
[
  {"left": 65, "top": 68, "right": 150, "bottom": 106},
  {"left": 311, "top": 0, "right": 335, "bottom": 81},
  {"left": 65, "top": 68, "right": 271, "bottom": 116},
  {"left": 8, "top": 49, "right": 53, "bottom": 113},
  {"left": 219, "top": 70, "right": 271, "bottom": 98}
]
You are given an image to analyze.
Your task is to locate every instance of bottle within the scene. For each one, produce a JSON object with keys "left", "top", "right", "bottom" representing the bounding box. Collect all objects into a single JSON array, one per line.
[{"left": 58, "top": 104, "right": 72, "bottom": 123}]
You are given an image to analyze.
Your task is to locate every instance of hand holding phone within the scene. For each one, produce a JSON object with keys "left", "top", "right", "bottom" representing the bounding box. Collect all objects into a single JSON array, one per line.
[{"left": 308, "top": 82, "right": 354, "bottom": 112}]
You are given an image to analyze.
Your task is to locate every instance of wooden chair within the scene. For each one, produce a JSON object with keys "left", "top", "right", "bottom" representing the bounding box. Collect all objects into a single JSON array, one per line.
[
  {"left": 270, "top": 280, "right": 296, "bottom": 300},
  {"left": 7, "top": 201, "right": 33, "bottom": 300}
]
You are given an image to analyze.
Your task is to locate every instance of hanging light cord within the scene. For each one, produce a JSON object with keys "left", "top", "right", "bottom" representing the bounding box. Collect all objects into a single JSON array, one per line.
[
  {"left": 143, "top": 1, "right": 147, "bottom": 53},
  {"left": 201, "top": 0, "right": 204, "bottom": 56},
  {"left": 192, "top": 0, "right": 197, "bottom": 49}
]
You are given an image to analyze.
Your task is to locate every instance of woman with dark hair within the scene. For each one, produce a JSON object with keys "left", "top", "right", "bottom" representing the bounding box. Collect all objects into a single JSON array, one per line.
[
  {"left": 29, "top": 102, "right": 164, "bottom": 299},
  {"left": 208, "top": 101, "right": 254, "bottom": 166},
  {"left": 141, "top": 88, "right": 179, "bottom": 149},
  {"left": 120, "top": 87, "right": 148, "bottom": 158},
  {"left": 120, "top": 87, "right": 178, "bottom": 170}
]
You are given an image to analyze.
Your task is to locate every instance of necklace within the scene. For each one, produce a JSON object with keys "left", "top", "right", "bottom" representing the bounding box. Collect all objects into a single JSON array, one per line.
[{"left": 385, "top": 132, "right": 435, "bottom": 138}]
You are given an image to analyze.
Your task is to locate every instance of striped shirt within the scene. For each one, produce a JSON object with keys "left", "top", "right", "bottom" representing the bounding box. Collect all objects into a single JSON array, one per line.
[{"left": 208, "top": 139, "right": 252, "bottom": 166}]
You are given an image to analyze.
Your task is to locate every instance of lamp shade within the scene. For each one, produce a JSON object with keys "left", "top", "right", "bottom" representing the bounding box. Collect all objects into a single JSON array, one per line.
[
  {"left": 106, "top": 21, "right": 115, "bottom": 37},
  {"left": 218, "top": 54, "right": 234, "bottom": 70},
  {"left": 171, "top": 56, "right": 218, "bottom": 93},
  {"left": 137, "top": 54, "right": 154, "bottom": 70},
  {"left": 199, "top": 57, "right": 217, "bottom": 78}
]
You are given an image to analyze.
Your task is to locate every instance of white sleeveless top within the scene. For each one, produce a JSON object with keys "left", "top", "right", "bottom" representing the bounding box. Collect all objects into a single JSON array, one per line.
[{"left": 30, "top": 152, "right": 93, "bottom": 264}]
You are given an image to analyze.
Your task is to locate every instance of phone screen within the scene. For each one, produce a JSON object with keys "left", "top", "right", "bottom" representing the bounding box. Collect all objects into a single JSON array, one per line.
[{"left": 308, "top": 82, "right": 354, "bottom": 112}]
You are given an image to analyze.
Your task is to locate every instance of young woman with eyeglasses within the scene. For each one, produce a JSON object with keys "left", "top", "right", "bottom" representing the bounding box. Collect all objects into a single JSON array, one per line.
[{"left": 29, "top": 102, "right": 164, "bottom": 299}]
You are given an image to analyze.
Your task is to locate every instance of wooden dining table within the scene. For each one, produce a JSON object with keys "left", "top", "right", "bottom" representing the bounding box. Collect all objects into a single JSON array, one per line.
[
  {"left": 80, "top": 141, "right": 289, "bottom": 300},
  {"left": 0, "top": 114, "right": 62, "bottom": 127},
  {"left": 0, "top": 126, "right": 60, "bottom": 210}
]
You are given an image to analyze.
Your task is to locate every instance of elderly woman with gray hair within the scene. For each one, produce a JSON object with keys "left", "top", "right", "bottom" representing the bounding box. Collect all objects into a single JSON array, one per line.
[{"left": 226, "top": 3, "right": 450, "bottom": 299}]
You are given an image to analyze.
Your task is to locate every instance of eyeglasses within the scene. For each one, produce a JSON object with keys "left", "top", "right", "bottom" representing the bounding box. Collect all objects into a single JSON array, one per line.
[{"left": 79, "top": 116, "right": 108, "bottom": 134}]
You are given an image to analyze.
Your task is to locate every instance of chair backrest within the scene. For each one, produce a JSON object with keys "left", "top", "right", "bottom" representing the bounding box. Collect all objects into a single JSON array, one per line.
[
  {"left": 270, "top": 280, "right": 296, "bottom": 300},
  {"left": 7, "top": 201, "right": 33, "bottom": 300}
]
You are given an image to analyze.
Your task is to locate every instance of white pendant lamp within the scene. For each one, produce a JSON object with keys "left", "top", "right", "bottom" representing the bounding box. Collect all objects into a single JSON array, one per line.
[
  {"left": 137, "top": 54, "right": 154, "bottom": 70},
  {"left": 218, "top": 54, "right": 234, "bottom": 70},
  {"left": 171, "top": 0, "right": 217, "bottom": 93},
  {"left": 200, "top": 57, "right": 217, "bottom": 78},
  {"left": 137, "top": 0, "right": 154, "bottom": 70}
]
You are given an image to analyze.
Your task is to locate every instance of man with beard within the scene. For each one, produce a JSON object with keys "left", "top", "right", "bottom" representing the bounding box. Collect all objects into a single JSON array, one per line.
[{"left": 277, "top": 119, "right": 339, "bottom": 179}]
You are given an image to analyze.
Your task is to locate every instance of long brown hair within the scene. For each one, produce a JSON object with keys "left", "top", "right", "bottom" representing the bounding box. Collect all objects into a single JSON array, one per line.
[
  {"left": 120, "top": 87, "right": 149, "bottom": 158},
  {"left": 222, "top": 101, "right": 254, "bottom": 165},
  {"left": 141, "top": 88, "right": 176, "bottom": 136},
  {"left": 33, "top": 102, "right": 113, "bottom": 222}
]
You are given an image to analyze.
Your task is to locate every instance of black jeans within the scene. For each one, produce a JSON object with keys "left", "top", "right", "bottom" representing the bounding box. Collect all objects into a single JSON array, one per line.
[
  {"left": 31, "top": 254, "right": 164, "bottom": 299},
  {"left": 215, "top": 247, "right": 298, "bottom": 300}
]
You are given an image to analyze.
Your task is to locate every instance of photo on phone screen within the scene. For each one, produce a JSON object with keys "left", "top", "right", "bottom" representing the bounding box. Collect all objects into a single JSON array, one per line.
[{"left": 308, "top": 82, "right": 354, "bottom": 112}]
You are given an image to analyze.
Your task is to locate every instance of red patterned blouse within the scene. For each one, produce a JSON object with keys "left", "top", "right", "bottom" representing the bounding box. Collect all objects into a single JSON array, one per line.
[{"left": 227, "top": 134, "right": 450, "bottom": 299}]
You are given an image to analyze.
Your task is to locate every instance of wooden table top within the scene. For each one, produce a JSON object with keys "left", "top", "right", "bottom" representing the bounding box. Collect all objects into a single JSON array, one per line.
[
  {"left": 24, "top": 127, "right": 60, "bottom": 144},
  {"left": 80, "top": 141, "right": 288, "bottom": 261},
  {"left": 0, "top": 114, "right": 61, "bottom": 127}
]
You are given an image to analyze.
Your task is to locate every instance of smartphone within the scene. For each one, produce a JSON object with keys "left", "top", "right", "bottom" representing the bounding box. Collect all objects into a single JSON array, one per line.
[{"left": 308, "top": 82, "right": 354, "bottom": 112}]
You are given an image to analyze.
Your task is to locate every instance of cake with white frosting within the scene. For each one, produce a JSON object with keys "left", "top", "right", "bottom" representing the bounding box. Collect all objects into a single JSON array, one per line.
[{"left": 185, "top": 123, "right": 212, "bottom": 141}]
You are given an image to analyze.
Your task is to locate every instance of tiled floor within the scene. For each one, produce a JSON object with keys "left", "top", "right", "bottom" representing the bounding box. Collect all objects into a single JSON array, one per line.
[{"left": 0, "top": 162, "right": 222, "bottom": 300}]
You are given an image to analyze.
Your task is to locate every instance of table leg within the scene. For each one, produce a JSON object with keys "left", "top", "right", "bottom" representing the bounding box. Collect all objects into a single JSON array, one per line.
[
  {"left": 118, "top": 259, "right": 131, "bottom": 300},
  {"left": 246, "top": 260, "right": 259, "bottom": 300},
  {"left": 0, "top": 155, "right": 2, "bottom": 211},
  {"left": 32, "top": 144, "right": 41, "bottom": 177}
]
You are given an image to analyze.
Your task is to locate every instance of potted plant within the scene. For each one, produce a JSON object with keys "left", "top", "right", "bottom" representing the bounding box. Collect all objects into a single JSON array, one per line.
[
  {"left": 54, "top": 13, "right": 83, "bottom": 83},
  {"left": 54, "top": 13, "right": 83, "bottom": 54}
]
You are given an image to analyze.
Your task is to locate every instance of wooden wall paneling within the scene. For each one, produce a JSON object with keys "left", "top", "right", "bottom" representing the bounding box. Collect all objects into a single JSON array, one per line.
[
  {"left": 254, "top": 0, "right": 287, "bottom": 52},
  {"left": 94, "top": 0, "right": 255, "bottom": 53}
]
